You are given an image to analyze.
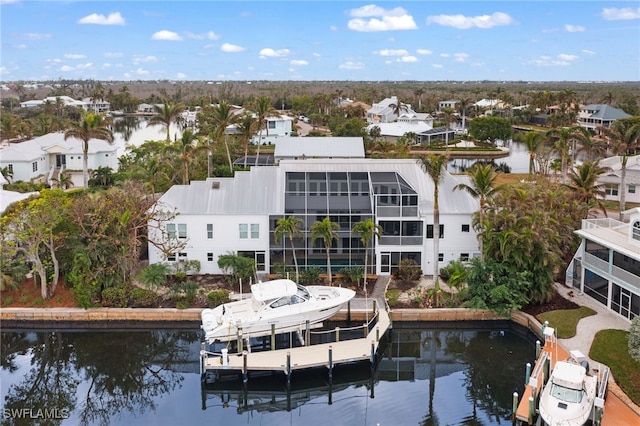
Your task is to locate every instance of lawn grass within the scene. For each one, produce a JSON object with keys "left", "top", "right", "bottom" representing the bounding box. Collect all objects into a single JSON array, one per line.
[
  {"left": 536, "top": 306, "right": 597, "bottom": 338},
  {"left": 590, "top": 329, "right": 640, "bottom": 406}
]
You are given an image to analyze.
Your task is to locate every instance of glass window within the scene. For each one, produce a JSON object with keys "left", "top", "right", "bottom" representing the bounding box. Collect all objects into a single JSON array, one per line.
[
  {"left": 461, "top": 253, "right": 470, "bottom": 261},
  {"left": 168, "top": 253, "right": 176, "bottom": 262},
  {"left": 167, "top": 223, "right": 176, "bottom": 239},
  {"left": 178, "top": 224, "right": 187, "bottom": 239},
  {"left": 629, "top": 185, "right": 636, "bottom": 194},
  {"left": 438, "top": 253, "right": 444, "bottom": 262},
  {"left": 605, "top": 184, "right": 619, "bottom": 196},
  {"left": 462, "top": 224, "right": 470, "bottom": 232},
  {"left": 32, "top": 162, "right": 38, "bottom": 172},
  {"left": 426, "top": 224, "right": 444, "bottom": 239},
  {"left": 207, "top": 224, "right": 213, "bottom": 239},
  {"left": 268, "top": 121, "right": 276, "bottom": 129},
  {"left": 7, "top": 164, "right": 13, "bottom": 173},
  {"left": 239, "top": 223, "right": 248, "bottom": 239},
  {"left": 207, "top": 253, "right": 214, "bottom": 262},
  {"left": 251, "top": 223, "right": 259, "bottom": 239}
]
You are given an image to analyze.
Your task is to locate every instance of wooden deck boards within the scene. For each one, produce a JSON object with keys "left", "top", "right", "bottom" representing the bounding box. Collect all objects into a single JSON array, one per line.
[{"left": 203, "top": 307, "right": 390, "bottom": 375}]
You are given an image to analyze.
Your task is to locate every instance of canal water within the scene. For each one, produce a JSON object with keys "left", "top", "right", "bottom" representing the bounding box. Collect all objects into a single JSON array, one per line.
[{"left": 1, "top": 323, "right": 536, "bottom": 425}]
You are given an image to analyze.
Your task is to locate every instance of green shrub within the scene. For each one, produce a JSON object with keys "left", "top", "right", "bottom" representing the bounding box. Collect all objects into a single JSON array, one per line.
[
  {"left": 630, "top": 316, "right": 640, "bottom": 362},
  {"left": 394, "top": 259, "right": 422, "bottom": 282},
  {"left": 136, "top": 263, "right": 170, "bottom": 291},
  {"left": 385, "top": 289, "right": 402, "bottom": 308},
  {"left": 101, "top": 286, "right": 128, "bottom": 308},
  {"left": 207, "top": 289, "right": 231, "bottom": 307},
  {"left": 300, "top": 267, "right": 324, "bottom": 284},
  {"left": 2, "top": 296, "right": 13, "bottom": 306},
  {"left": 339, "top": 267, "right": 364, "bottom": 284},
  {"left": 176, "top": 300, "right": 189, "bottom": 309},
  {"left": 129, "top": 288, "right": 158, "bottom": 307}
]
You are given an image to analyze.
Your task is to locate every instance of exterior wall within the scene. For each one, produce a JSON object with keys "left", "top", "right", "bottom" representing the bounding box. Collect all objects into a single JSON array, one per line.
[
  {"left": 1, "top": 155, "right": 49, "bottom": 182},
  {"left": 251, "top": 117, "right": 293, "bottom": 145},
  {"left": 149, "top": 214, "right": 270, "bottom": 275}
]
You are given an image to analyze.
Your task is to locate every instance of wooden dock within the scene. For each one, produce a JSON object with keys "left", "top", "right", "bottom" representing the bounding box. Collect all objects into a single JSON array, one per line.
[
  {"left": 514, "top": 326, "right": 638, "bottom": 426},
  {"left": 200, "top": 306, "right": 391, "bottom": 380}
]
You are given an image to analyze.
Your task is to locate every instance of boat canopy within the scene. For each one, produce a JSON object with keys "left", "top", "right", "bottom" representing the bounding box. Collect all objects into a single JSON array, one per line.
[
  {"left": 552, "top": 361, "right": 587, "bottom": 390},
  {"left": 251, "top": 279, "right": 298, "bottom": 302}
]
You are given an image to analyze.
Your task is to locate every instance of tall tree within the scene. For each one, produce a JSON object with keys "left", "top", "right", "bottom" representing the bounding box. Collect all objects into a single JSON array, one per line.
[
  {"left": 352, "top": 218, "right": 383, "bottom": 286},
  {"left": 545, "top": 126, "right": 590, "bottom": 184},
  {"left": 168, "top": 129, "right": 202, "bottom": 185},
  {"left": 417, "top": 154, "right": 449, "bottom": 287},
  {"left": 454, "top": 164, "right": 506, "bottom": 257},
  {"left": 601, "top": 119, "right": 640, "bottom": 219},
  {"left": 522, "top": 131, "right": 544, "bottom": 175},
  {"left": 310, "top": 217, "right": 340, "bottom": 285},
  {"left": 147, "top": 100, "right": 185, "bottom": 142},
  {"left": 236, "top": 113, "right": 259, "bottom": 168},
  {"left": 209, "top": 100, "right": 239, "bottom": 172},
  {"left": 64, "top": 112, "right": 114, "bottom": 189},
  {"left": 274, "top": 215, "right": 304, "bottom": 282},
  {"left": 252, "top": 96, "right": 277, "bottom": 166},
  {"left": 564, "top": 161, "right": 608, "bottom": 218}
]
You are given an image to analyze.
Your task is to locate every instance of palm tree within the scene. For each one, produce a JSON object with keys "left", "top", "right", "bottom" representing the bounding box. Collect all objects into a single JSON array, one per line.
[
  {"left": 457, "top": 97, "right": 472, "bottom": 134},
  {"left": 414, "top": 88, "right": 426, "bottom": 111},
  {"left": 417, "top": 153, "right": 449, "bottom": 287},
  {"left": 168, "top": 129, "right": 202, "bottom": 185},
  {"left": 522, "top": 131, "right": 544, "bottom": 175},
  {"left": 310, "top": 217, "right": 340, "bottom": 285},
  {"left": 64, "top": 112, "right": 114, "bottom": 189},
  {"left": 209, "top": 100, "right": 239, "bottom": 172},
  {"left": 147, "top": 100, "right": 185, "bottom": 142},
  {"left": 236, "top": 113, "right": 259, "bottom": 168},
  {"left": 453, "top": 164, "right": 506, "bottom": 257},
  {"left": 602, "top": 119, "right": 640, "bottom": 219},
  {"left": 0, "top": 166, "right": 13, "bottom": 185},
  {"left": 564, "top": 161, "right": 608, "bottom": 218},
  {"left": 252, "top": 96, "right": 277, "bottom": 166},
  {"left": 545, "top": 126, "right": 590, "bottom": 184},
  {"left": 132, "top": 156, "right": 171, "bottom": 199},
  {"left": 390, "top": 98, "right": 410, "bottom": 120},
  {"left": 352, "top": 218, "right": 383, "bottom": 287},
  {"left": 274, "top": 215, "right": 304, "bottom": 282}
]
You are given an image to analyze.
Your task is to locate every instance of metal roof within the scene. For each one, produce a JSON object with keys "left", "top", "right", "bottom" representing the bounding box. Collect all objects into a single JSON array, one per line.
[
  {"left": 0, "top": 132, "right": 117, "bottom": 162},
  {"left": 274, "top": 137, "right": 365, "bottom": 159}
]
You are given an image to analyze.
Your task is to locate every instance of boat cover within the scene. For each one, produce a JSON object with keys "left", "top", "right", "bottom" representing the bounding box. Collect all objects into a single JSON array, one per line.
[
  {"left": 251, "top": 279, "right": 298, "bottom": 302},
  {"left": 552, "top": 361, "right": 587, "bottom": 390}
]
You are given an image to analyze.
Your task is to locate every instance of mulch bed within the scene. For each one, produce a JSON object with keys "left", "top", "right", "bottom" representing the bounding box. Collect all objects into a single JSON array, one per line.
[{"left": 521, "top": 291, "right": 580, "bottom": 316}]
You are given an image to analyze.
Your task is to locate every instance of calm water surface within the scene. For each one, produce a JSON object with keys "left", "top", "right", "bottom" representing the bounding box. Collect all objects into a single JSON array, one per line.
[{"left": 1, "top": 324, "right": 536, "bottom": 425}]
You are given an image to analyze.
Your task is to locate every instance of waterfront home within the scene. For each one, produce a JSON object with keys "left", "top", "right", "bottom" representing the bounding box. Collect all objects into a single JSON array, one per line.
[
  {"left": 577, "top": 104, "right": 631, "bottom": 133},
  {"left": 19, "top": 95, "right": 110, "bottom": 113},
  {"left": 595, "top": 155, "right": 640, "bottom": 205},
  {"left": 367, "top": 96, "right": 418, "bottom": 124},
  {"left": 250, "top": 114, "right": 294, "bottom": 145},
  {"left": 568, "top": 207, "right": 640, "bottom": 321},
  {"left": 0, "top": 132, "right": 119, "bottom": 186},
  {"left": 148, "top": 156, "right": 480, "bottom": 278}
]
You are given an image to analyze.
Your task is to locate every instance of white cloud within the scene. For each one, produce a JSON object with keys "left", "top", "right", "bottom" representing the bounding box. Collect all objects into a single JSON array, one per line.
[
  {"left": 290, "top": 59, "right": 308, "bottom": 66},
  {"left": 330, "top": 25, "right": 338, "bottom": 31},
  {"left": 565, "top": 24, "right": 585, "bottom": 32},
  {"left": 132, "top": 55, "right": 158, "bottom": 65},
  {"left": 176, "top": 72, "right": 187, "bottom": 79},
  {"left": 151, "top": 30, "right": 183, "bottom": 41},
  {"left": 601, "top": 7, "right": 640, "bottom": 20},
  {"left": 0, "top": 66, "right": 9, "bottom": 75},
  {"left": 339, "top": 61, "right": 364, "bottom": 70},
  {"left": 64, "top": 53, "right": 86, "bottom": 60},
  {"left": 416, "top": 49, "right": 432, "bottom": 55},
  {"left": 1, "top": 0, "right": 21, "bottom": 5},
  {"left": 259, "top": 48, "right": 290, "bottom": 58},
  {"left": 21, "top": 33, "right": 52, "bottom": 40},
  {"left": 398, "top": 56, "right": 417, "bottom": 63},
  {"left": 453, "top": 53, "right": 469, "bottom": 62},
  {"left": 557, "top": 53, "right": 578, "bottom": 61},
  {"left": 104, "top": 52, "right": 123, "bottom": 58},
  {"left": 221, "top": 43, "right": 245, "bottom": 53},
  {"left": 527, "top": 54, "right": 577, "bottom": 67},
  {"left": 376, "top": 49, "right": 409, "bottom": 56},
  {"left": 76, "top": 63, "right": 93, "bottom": 70},
  {"left": 136, "top": 68, "right": 150, "bottom": 75},
  {"left": 348, "top": 5, "right": 417, "bottom": 32},
  {"left": 47, "top": 58, "right": 62, "bottom": 63},
  {"left": 60, "top": 65, "right": 74, "bottom": 72},
  {"left": 427, "top": 12, "right": 514, "bottom": 29},
  {"left": 78, "top": 12, "right": 125, "bottom": 26},
  {"left": 186, "top": 31, "right": 220, "bottom": 40},
  {"left": 432, "top": 64, "right": 443, "bottom": 68},
  {"left": 582, "top": 49, "right": 596, "bottom": 55}
]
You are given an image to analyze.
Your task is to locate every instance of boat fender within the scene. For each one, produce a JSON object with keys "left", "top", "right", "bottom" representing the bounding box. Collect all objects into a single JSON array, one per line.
[{"left": 581, "top": 360, "right": 590, "bottom": 374}]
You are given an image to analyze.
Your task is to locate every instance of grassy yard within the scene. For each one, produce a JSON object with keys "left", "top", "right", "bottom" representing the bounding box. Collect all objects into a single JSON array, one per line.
[
  {"left": 536, "top": 307, "right": 597, "bottom": 338},
  {"left": 591, "top": 329, "right": 640, "bottom": 406}
]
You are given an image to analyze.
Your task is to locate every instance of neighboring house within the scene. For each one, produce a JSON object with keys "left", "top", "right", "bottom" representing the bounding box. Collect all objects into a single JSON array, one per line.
[
  {"left": 366, "top": 121, "right": 432, "bottom": 143},
  {"left": 148, "top": 157, "right": 480, "bottom": 278},
  {"left": 19, "top": 95, "right": 109, "bottom": 112},
  {"left": 274, "top": 137, "right": 365, "bottom": 161},
  {"left": 0, "top": 132, "right": 119, "bottom": 185},
  {"left": 251, "top": 114, "right": 294, "bottom": 145},
  {"left": 596, "top": 155, "right": 640, "bottom": 205},
  {"left": 577, "top": 104, "right": 631, "bottom": 132},
  {"left": 438, "top": 99, "right": 458, "bottom": 111},
  {"left": 137, "top": 103, "right": 157, "bottom": 113},
  {"left": 568, "top": 207, "right": 640, "bottom": 321},
  {"left": 81, "top": 97, "right": 111, "bottom": 113},
  {"left": 366, "top": 96, "right": 417, "bottom": 124}
]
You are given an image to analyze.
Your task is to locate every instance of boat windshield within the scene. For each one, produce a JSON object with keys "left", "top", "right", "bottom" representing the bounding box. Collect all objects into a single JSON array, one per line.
[
  {"left": 550, "top": 383, "right": 584, "bottom": 404},
  {"left": 270, "top": 295, "right": 305, "bottom": 309},
  {"left": 296, "top": 284, "right": 311, "bottom": 301}
]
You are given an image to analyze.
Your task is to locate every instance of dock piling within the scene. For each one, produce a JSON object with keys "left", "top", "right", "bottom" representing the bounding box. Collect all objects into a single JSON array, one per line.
[
  {"left": 525, "top": 362, "right": 531, "bottom": 386},
  {"left": 328, "top": 346, "right": 333, "bottom": 379},
  {"left": 242, "top": 350, "right": 248, "bottom": 383},
  {"left": 271, "top": 324, "right": 275, "bottom": 350},
  {"left": 528, "top": 396, "right": 534, "bottom": 425},
  {"left": 512, "top": 392, "right": 518, "bottom": 420}
]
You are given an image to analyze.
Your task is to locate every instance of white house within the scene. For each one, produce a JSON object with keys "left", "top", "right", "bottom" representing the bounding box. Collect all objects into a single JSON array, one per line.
[
  {"left": 568, "top": 207, "right": 640, "bottom": 321},
  {"left": 0, "top": 132, "right": 119, "bottom": 185},
  {"left": 577, "top": 104, "right": 631, "bottom": 132},
  {"left": 438, "top": 99, "right": 458, "bottom": 111},
  {"left": 19, "top": 96, "right": 109, "bottom": 113},
  {"left": 274, "top": 137, "right": 365, "bottom": 161},
  {"left": 367, "top": 96, "right": 418, "bottom": 124},
  {"left": 250, "top": 114, "right": 294, "bottom": 145},
  {"left": 596, "top": 155, "right": 640, "bottom": 205},
  {"left": 148, "top": 157, "right": 481, "bottom": 279}
]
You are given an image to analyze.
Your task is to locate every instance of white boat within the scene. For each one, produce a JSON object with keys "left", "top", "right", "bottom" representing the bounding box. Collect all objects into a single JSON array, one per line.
[
  {"left": 201, "top": 279, "right": 355, "bottom": 343},
  {"left": 538, "top": 358, "right": 598, "bottom": 426}
]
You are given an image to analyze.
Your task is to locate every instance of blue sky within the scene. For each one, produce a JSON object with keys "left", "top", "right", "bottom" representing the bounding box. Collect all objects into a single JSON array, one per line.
[{"left": 1, "top": 1, "right": 639, "bottom": 82}]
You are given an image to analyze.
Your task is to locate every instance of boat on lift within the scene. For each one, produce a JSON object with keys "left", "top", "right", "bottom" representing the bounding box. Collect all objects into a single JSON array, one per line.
[{"left": 201, "top": 279, "right": 355, "bottom": 343}]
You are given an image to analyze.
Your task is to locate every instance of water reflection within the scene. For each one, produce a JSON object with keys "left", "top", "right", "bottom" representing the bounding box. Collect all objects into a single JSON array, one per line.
[{"left": 1, "top": 325, "right": 535, "bottom": 425}]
